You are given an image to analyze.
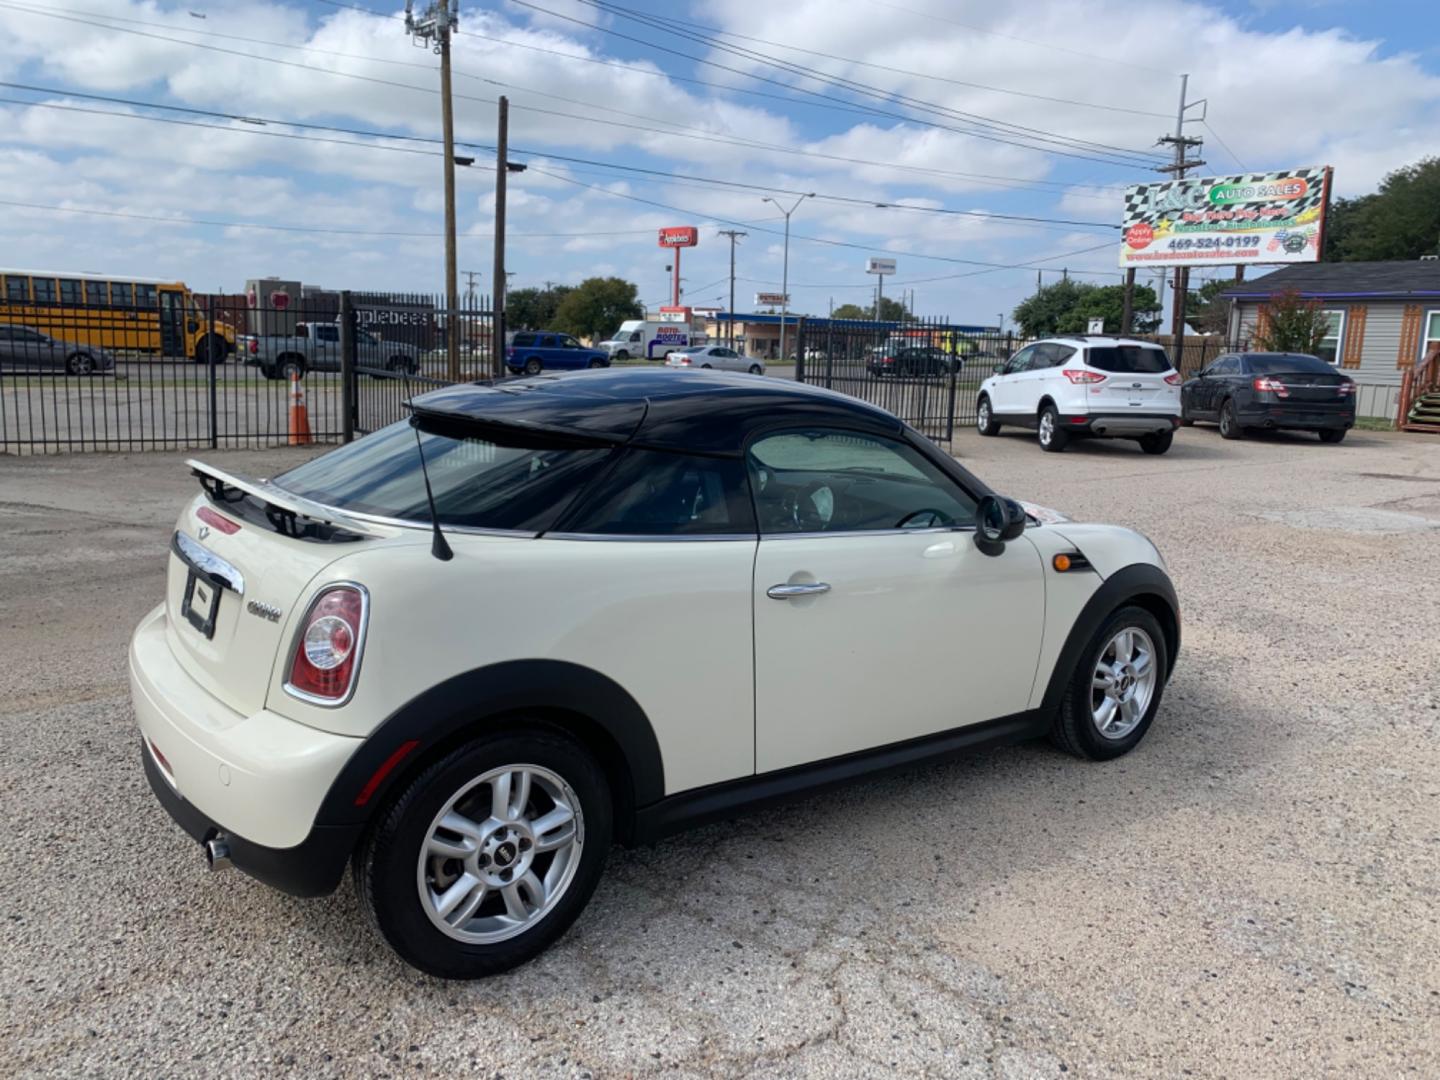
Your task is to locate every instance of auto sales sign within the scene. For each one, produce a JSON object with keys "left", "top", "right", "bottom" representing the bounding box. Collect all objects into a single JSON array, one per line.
[{"left": 1119, "top": 167, "right": 1332, "bottom": 268}]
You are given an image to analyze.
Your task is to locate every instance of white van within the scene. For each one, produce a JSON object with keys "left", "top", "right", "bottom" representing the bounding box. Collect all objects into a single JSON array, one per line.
[{"left": 598, "top": 320, "right": 706, "bottom": 360}]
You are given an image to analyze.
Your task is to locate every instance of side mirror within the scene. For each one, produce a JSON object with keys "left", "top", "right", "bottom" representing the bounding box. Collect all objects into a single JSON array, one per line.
[{"left": 973, "top": 494, "right": 1026, "bottom": 556}]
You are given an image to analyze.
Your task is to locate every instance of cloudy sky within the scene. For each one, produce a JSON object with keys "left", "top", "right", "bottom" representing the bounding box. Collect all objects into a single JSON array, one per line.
[{"left": 1, "top": 0, "right": 1437, "bottom": 326}]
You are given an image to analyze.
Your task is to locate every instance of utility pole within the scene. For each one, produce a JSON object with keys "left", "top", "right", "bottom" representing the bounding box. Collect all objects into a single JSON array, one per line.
[
  {"left": 462, "top": 270, "right": 480, "bottom": 308},
  {"left": 405, "top": 1, "right": 461, "bottom": 378},
  {"left": 491, "top": 96, "right": 512, "bottom": 379},
  {"left": 1121, "top": 268, "right": 1136, "bottom": 334},
  {"left": 717, "top": 229, "right": 746, "bottom": 348},
  {"left": 1156, "top": 73, "right": 1206, "bottom": 356},
  {"left": 761, "top": 193, "right": 813, "bottom": 362}
]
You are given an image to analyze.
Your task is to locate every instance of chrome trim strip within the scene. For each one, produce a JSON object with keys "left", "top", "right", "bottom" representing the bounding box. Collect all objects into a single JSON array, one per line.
[
  {"left": 541, "top": 531, "right": 756, "bottom": 543},
  {"left": 171, "top": 531, "right": 245, "bottom": 596},
  {"left": 282, "top": 582, "right": 370, "bottom": 709}
]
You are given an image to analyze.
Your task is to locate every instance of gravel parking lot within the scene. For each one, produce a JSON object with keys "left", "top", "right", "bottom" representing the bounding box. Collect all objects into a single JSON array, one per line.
[{"left": 2, "top": 426, "right": 1438, "bottom": 1077}]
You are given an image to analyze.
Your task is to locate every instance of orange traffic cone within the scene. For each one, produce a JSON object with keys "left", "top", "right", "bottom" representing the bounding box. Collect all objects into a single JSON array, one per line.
[{"left": 288, "top": 371, "right": 312, "bottom": 446}]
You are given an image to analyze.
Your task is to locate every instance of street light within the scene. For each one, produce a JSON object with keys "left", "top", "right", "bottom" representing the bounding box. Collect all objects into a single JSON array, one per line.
[{"left": 761, "top": 193, "right": 814, "bottom": 362}]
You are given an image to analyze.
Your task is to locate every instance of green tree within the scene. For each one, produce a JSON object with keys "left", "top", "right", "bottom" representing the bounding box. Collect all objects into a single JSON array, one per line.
[
  {"left": 1324, "top": 156, "right": 1440, "bottom": 261},
  {"left": 830, "top": 303, "right": 869, "bottom": 320},
  {"left": 828, "top": 298, "right": 910, "bottom": 321},
  {"left": 1185, "top": 278, "right": 1235, "bottom": 335},
  {"left": 550, "top": 277, "right": 644, "bottom": 341},
  {"left": 506, "top": 285, "right": 573, "bottom": 330},
  {"left": 1253, "top": 289, "right": 1332, "bottom": 353},
  {"left": 1012, "top": 280, "right": 1159, "bottom": 336}
]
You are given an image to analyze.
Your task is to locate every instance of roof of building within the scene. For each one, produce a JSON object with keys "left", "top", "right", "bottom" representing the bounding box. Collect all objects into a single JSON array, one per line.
[
  {"left": 408, "top": 368, "right": 902, "bottom": 456},
  {"left": 708, "top": 312, "right": 999, "bottom": 333},
  {"left": 1222, "top": 260, "right": 1440, "bottom": 302}
]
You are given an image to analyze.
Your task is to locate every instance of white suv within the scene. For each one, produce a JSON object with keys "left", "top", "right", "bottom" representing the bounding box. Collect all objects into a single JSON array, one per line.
[{"left": 976, "top": 336, "right": 1182, "bottom": 454}]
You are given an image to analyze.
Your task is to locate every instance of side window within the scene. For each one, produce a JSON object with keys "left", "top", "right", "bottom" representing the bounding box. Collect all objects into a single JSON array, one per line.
[
  {"left": 629, "top": 330, "right": 641, "bottom": 342},
  {"left": 559, "top": 448, "right": 755, "bottom": 536},
  {"left": 59, "top": 279, "right": 82, "bottom": 305},
  {"left": 3, "top": 276, "right": 28, "bottom": 302},
  {"left": 1046, "top": 344, "right": 1076, "bottom": 367},
  {"left": 511, "top": 332, "right": 535, "bottom": 347},
  {"left": 1211, "top": 357, "right": 1236, "bottom": 376},
  {"left": 747, "top": 429, "right": 977, "bottom": 535},
  {"left": 32, "top": 278, "right": 56, "bottom": 305},
  {"left": 539, "top": 335, "right": 556, "bottom": 348},
  {"left": 136, "top": 284, "right": 158, "bottom": 307},
  {"left": 314, "top": 324, "right": 340, "bottom": 343},
  {"left": 1004, "top": 345, "right": 1037, "bottom": 374},
  {"left": 111, "top": 282, "right": 133, "bottom": 307},
  {"left": 559, "top": 335, "right": 581, "bottom": 349},
  {"left": 84, "top": 280, "right": 107, "bottom": 306}
]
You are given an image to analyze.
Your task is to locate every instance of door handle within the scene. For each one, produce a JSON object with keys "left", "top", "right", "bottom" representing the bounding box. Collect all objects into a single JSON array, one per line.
[{"left": 767, "top": 582, "right": 831, "bottom": 599}]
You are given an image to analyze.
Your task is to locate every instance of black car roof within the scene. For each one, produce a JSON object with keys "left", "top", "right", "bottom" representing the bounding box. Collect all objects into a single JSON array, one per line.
[{"left": 408, "top": 369, "right": 903, "bottom": 455}]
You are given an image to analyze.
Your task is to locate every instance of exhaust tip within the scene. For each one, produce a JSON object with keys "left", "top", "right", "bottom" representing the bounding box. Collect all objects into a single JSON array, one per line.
[{"left": 205, "top": 836, "right": 232, "bottom": 872}]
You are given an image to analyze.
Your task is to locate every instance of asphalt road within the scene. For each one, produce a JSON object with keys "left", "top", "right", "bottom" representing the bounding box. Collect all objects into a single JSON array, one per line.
[{"left": 1, "top": 426, "right": 1438, "bottom": 1077}]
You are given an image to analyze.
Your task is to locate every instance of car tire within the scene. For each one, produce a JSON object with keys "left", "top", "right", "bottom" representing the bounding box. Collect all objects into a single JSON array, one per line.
[
  {"left": 1037, "top": 404, "right": 1068, "bottom": 452},
  {"left": 280, "top": 357, "right": 306, "bottom": 381},
  {"left": 700, "top": 363, "right": 712, "bottom": 369},
  {"left": 1317, "top": 428, "right": 1346, "bottom": 444},
  {"left": 65, "top": 352, "right": 96, "bottom": 376},
  {"left": 748, "top": 364, "right": 763, "bottom": 375},
  {"left": 523, "top": 358, "right": 543, "bottom": 376},
  {"left": 355, "top": 726, "right": 612, "bottom": 980},
  {"left": 1049, "top": 605, "right": 1168, "bottom": 761},
  {"left": 587, "top": 359, "right": 605, "bottom": 369},
  {"left": 613, "top": 350, "right": 630, "bottom": 361},
  {"left": 1218, "top": 398, "right": 1243, "bottom": 440},
  {"left": 976, "top": 394, "right": 1000, "bottom": 436},
  {"left": 193, "top": 333, "right": 227, "bottom": 365},
  {"left": 1138, "top": 431, "right": 1173, "bottom": 455}
]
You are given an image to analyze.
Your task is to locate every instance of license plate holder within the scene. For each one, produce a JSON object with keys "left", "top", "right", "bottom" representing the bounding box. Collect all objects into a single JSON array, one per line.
[{"left": 181, "top": 570, "right": 222, "bottom": 639}]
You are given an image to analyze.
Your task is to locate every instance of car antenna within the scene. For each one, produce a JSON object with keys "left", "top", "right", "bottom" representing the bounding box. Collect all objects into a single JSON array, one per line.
[{"left": 402, "top": 371, "right": 453, "bottom": 562}]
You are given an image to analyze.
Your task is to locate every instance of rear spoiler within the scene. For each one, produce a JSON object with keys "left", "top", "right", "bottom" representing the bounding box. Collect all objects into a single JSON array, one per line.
[{"left": 185, "top": 459, "right": 387, "bottom": 540}]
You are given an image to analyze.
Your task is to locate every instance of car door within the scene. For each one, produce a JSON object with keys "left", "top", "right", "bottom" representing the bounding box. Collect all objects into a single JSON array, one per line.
[
  {"left": 749, "top": 428, "right": 1046, "bottom": 773},
  {"left": 0, "top": 327, "right": 17, "bottom": 367},
  {"left": 1197, "top": 356, "right": 1234, "bottom": 415},
  {"left": 309, "top": 323, "right": 342, "bottom": 371},
  {"left": 989, "top": 345, "right": 1038, "bottom": 415}
]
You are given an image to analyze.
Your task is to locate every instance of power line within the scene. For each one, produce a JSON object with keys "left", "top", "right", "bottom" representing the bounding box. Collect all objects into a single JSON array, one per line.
[
  {"left": 0, "top": 84, "right": 1120, "bottom": 231},
  {"left": 1202, "top": 120, "right": 1248, "bottom": 171},
  {"left": 506, "top": 0, "right": 1167, "bottom": 167}
]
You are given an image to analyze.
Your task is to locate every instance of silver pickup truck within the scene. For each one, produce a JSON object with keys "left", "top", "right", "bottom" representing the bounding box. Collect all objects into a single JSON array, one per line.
[{"left": 240, "top": 321, "right": 423, "bottom": 380}]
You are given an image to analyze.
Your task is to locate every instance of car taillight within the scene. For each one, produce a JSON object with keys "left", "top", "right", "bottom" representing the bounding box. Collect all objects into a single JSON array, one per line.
[
  {"left": 881, "top": 356, "right": 895, "bottom": 365},
  {"left": 1062, "top": 368, "right": 1106, "bottom": 384},
  {"left": 1253, "top": 376, "right": 1289, "bottom": 397},
  {"left": 287, "top": 585, "right": 366, "bottom": 704},
  {"left": 1163, "top": 372, "right": 1182, "bottom": 386},
  {"left": 247, "top": 339, "right": 258, "bottom": 354},
  {"left": 1337, "top": 381, "right": 1355, "bottom": 396}
]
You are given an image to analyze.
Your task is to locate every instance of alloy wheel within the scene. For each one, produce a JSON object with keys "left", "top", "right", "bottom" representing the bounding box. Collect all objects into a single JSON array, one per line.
[
  {"left": 1090, "top": 627, "right": 1158, "bottom": 740},
  {"left": 1039, "top": 410, "right": 1054, "bottom": 445},
  {"left": 417, "top": 764, "right": 584, "bottom": 944},
  {"left": 978, "top": 400, "right": 990, "bottom": 430}
]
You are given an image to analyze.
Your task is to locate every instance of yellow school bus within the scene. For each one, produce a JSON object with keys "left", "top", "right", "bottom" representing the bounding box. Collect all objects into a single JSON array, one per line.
[{"left": 0, "top": 269, "right": 237, "bottom": 362}]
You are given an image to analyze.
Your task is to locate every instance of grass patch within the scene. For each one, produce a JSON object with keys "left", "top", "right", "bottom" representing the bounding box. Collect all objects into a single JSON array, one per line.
[{"left": 1354, "top": 416, "right": 1395, "bottom": 432}]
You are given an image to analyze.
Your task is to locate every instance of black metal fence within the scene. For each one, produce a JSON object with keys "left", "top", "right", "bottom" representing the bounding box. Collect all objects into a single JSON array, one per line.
[
  {"left": 0, "top": 291, "right": 494, "bottom": 454},
  {"left": 795, "top": 318, "right": 1240, "bottom": 442}
]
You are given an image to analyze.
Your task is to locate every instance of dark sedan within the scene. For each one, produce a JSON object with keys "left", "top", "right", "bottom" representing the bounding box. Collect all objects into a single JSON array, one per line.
[
  {"left": 1181, "top": 352, "right": 1355, "bottom": 443},
  {"left": 0, "top": 324, "right": 115, "bottom": 375},
  {"left": 867, "top": 345, "right": 961, "bottom": 377}
]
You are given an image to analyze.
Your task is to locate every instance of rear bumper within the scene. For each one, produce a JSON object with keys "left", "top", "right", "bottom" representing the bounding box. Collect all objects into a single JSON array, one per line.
[
  {"left": 1236, "top": 404, "right": 1354, "bottom": 430},
  {"left": 129, "top": 604, "right": 364, "bottom": 894},
  {"left": 1063, "top": 412, "right": 1180, "bottom": 436}
]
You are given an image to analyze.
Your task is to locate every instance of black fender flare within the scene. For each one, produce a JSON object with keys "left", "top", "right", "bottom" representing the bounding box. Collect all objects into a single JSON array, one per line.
[
  {"left": 313, "top": 659, "right": 665, "bottom": 830},
  {"left": 1039, "top": 563, "right": 1180, "bottom": 712}
]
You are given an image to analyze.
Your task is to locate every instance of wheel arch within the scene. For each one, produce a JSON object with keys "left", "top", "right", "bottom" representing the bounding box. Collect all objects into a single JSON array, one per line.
[
  {"left": 1039, "top": 563, "right": 1180, "bottom": 713},
  {"left": 315, "top": 659, "right": 663, "bottom": 846},
  {"left": 1037, "top": 394, "right": 1058, "bottom": 416}
]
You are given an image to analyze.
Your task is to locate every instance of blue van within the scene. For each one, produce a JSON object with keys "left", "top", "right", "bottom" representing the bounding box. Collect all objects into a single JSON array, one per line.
[{"left": 505, "top": 332, "right": 610, "bottom": 375}]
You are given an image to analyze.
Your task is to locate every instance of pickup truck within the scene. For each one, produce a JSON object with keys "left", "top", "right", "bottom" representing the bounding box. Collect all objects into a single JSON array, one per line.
[{"left": 240, "top": 322, "right": 423, "bottom": 380}]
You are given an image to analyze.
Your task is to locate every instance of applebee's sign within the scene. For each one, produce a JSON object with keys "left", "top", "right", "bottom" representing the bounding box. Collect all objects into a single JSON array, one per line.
[{"left": 658, "top": 227, "right": 699, "bottom": 248}]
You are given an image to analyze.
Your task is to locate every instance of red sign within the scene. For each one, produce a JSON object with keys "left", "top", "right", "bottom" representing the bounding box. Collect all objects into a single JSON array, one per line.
[
  {"left": 270, "top": 290, "right": 291, "bottom": 310},
  {"left": 658, "top": 226, "right": 699, "bottom": 248},
  {"left": 1125, "top": 222, "right": 1154, "bottom": 250}
]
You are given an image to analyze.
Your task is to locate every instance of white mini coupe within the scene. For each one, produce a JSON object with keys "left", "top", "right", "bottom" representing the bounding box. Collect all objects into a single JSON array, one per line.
[{"left": 130, "top": 369, "right": 1179, "bottom": 978}]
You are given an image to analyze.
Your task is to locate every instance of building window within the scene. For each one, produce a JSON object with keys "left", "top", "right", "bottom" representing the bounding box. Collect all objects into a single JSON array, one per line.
[
  {"left": 1423, "top": 310, "right": 1440, "bottom": 362},
  {"left": 1315, "top": 309, "right": 1344, "bottom": 365}
]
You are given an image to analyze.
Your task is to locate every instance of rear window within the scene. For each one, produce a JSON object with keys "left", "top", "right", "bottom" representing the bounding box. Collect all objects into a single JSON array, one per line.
[
  {"left": 1246, "top": 353, "right": 1333, "bottom": 375},
  {"left": 1085, "top": 346, "right": 1171, "bottom": 373},
  {"left": 273, "top": 420, "right": 611, "bottom": 531}
]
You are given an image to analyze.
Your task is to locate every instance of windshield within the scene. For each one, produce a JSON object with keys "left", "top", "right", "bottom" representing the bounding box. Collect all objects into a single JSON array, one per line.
[
  {"left": 273, "top": 420, "right": 612, "bottom": 531},
  {"left": 1086, "top": 346, "right": 1171, "bottom": 373},
  {"left": 1247, "top": 353, "right": 1334, "bottom": 375}
]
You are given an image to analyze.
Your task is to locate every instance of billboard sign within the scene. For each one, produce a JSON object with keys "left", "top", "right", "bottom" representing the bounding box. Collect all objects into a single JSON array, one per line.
[
  {"left": 658, "top": 226, "right": 699, "bottom": 248},
  {"left": 866, "top": 257, "right": 897, "bottom": 275},
  {"left": 754, "top": 292, "right": 789, "bottom": 307},
  {"left": 1120, "top": 167, "right": 1332, "bottom": 268}
]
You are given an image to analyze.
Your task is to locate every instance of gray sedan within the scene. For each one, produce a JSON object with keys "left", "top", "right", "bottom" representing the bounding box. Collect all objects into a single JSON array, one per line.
[
  {"left": 664, "top": 345, "right": 765, "bottom": 374},
  {"left": 0, "top": 325, "right": 114, "bottom": 375}
]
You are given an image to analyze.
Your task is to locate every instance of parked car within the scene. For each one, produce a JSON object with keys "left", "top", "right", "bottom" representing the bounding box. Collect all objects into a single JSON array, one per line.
[
  {"left": 977, "top": 336, "right": 1181, "bottom": 454},
  {"left": 241, "top": 322, "right": 422, "bottom": 380},
  {"left": 0, "top": 324, "right": 114, "bottom": 375},
  {"left": 867, "top": 344, "right": 962, "bottom": 377},
  {"left": 1181, "top": 351, "right": 1355, "bottom": 443},
  {"left": 130, "top": 369, "right": 1179, "bottom": 978},
  {"left": 664, "top": 345, "right": 764, "bottom": 374},
  {"left": 505, "top": 331, "right": 609, "bottom": 375}
]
